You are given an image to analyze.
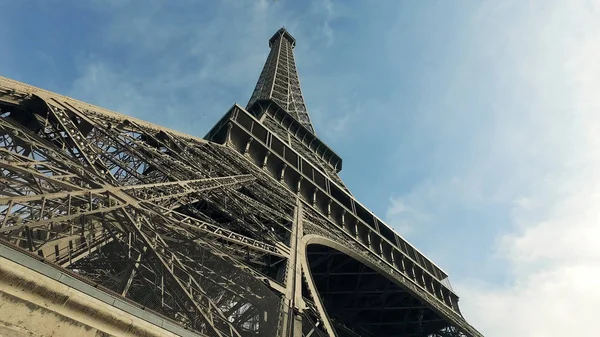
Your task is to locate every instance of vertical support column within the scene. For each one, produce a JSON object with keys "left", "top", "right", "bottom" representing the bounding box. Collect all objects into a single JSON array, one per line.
[
  {"left": 296, "top": 177, "right": 303, "bottom": 195},
  {"left": 243, "top": 138, "right": 253, "bottom": 156},
  {"left": 279, "top": 199, "right": 304, "bottom": 337},
  {"left": 280, "top": 164, "right": 287, "bottom": 183},
  {"left": 263, "top": 151, "right": 271, "bottom": 169},
  {"left": 400, "top": 255, "right": 406, "bottom": 273},
  {"left": 225, "top": 123, "right": 233, "bottom": 145},
  {"left": 450, "top": 295, "right": 459, "bottom": 310},
  {"left": 443, "top": 289, "right": 452, "bottom": 308},
  {"left": 433, "top": 281, "right": 441, "bottom": 300}
]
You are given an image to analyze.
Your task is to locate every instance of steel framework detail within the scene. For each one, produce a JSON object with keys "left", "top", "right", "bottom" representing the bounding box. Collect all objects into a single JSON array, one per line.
[{"left": 0, "top": 28, "right": 483, "bottom": 337}]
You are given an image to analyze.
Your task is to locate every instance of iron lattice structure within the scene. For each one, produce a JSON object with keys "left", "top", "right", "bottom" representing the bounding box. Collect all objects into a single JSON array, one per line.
[{"left": 0, "top": 28, "right": 483, "bottom": 337}]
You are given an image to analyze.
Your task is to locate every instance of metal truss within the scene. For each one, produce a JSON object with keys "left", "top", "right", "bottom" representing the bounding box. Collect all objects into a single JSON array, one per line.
[
  {"left": 247, "top": 28, "right": 315, "bottom": 134},
  {"left": 0, "top": 27, "right": 483, "bottom": 337},
  {"left": 0, "top": 86, "right": 298, "bottom": 336}
]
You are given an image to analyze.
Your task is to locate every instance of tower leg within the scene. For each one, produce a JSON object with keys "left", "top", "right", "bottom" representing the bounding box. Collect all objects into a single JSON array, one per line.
[
  {"left": 279, "top": 201, "right": 337, "bottom": 337},
  {"left": 279, "top": 199, "right": 306, "bottom": 337}
]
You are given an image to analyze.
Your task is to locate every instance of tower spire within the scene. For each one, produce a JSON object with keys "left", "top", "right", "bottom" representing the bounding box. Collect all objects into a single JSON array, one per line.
[{"left": 247, "top": 28, "right": 316, "bottom": 134}]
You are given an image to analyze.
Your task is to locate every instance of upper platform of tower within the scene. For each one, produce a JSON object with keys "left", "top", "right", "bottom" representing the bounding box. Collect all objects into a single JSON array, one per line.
[{"left": 242, "top": 28, "right": 345, "bottom": 178}]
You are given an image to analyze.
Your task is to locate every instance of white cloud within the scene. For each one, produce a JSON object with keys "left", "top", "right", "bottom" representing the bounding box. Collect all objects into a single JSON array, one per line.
[
  {"left": 377, "top": 1, "right": 600, "bottom": 335},
  {"left": 75, "top": 1, "right": 599, "bottom": 335},
  {"left": 439, "top": 1, "right": 600, "bottom": 336},
  {"left": 458, "top": 263, "right": 600, "bottom": 337},
  {"left": 67, "top": 0, "right": 343, "bottom": 138},
  {"left": 385, "top": 195, "right": 430, "bottom": 235},
  {"left": 310, "top": 0, "right": 336, "bottom": 47},
  {"left": 331, "top": 114, "right": 349, "bottom": 135},
  {"left": 386, "top": 197, "right": 412, "bottom": 234},
  {"left": 25, "top": 1, "right": 600, "bottom": 335},
  {"left": 322, "top": 22, "right": 334, "bottom": 47},
  {"left": 66, "top": 1, "right": 283, "bottom": 135},
  {"left": 70, "top": 62, "right": 149, "bottom": 118},
  {"left": 310, "top": 105, "right": 351, "bottom": 141}
]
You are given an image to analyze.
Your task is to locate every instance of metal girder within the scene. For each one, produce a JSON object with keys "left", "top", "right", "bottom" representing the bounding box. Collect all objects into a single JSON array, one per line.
[
  {"left": 0, "top": 24, "right": 485, "bottom": 337},
  {"left": 154, "top": 206, "right": 286, "bottom": 257},
  {"left": 118, "top": 209, "right": 241, "bottom": 337},
  {"left": 1, "top": 92, "right": 292, "bottom": 336}
]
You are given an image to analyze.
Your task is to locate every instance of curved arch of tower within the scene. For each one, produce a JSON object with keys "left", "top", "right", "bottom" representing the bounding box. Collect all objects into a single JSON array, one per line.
[{"left": 0, "top": 28, "right": 483, "bottom": 337}]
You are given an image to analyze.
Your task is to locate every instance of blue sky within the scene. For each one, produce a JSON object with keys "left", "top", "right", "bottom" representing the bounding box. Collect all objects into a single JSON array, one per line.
[{"left": 2, "top": 1, "right": 599, "bottom": 336}]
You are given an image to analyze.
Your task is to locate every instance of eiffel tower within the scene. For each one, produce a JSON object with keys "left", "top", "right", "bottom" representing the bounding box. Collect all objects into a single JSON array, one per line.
[{"left": 0, "top": 28, "right": 483, "bottom": 337}]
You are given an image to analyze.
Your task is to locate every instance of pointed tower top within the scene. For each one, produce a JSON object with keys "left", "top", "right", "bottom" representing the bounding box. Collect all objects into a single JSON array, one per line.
[
  {"left": 247, "top": 28, "right": 316, "bottom": 134},
  {"left": 269, "top": 27, "right": 296, "bottom": 48}
]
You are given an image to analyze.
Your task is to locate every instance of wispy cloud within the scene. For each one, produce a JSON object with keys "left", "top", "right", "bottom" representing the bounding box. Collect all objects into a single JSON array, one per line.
[
  {"left": 308, "top": 95, "right": 359, "bottom": 143},
  {"left": 319, "top": 0, "right": 335, "bottom": 46},
  {"left": 65, "top": 0, "right": 345, "bottom": 139},
  {"left": 385, "top": 195, "right": 429, "bottom": 235},
  {"left": 389, "top": 1, "right": 600, "bottom": 335},
  {"left": 65, "top": 1, "right": 284, "bottom": 136},
  {"left": 4, "top": 1, "right": 598, "bottom": 335}
]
